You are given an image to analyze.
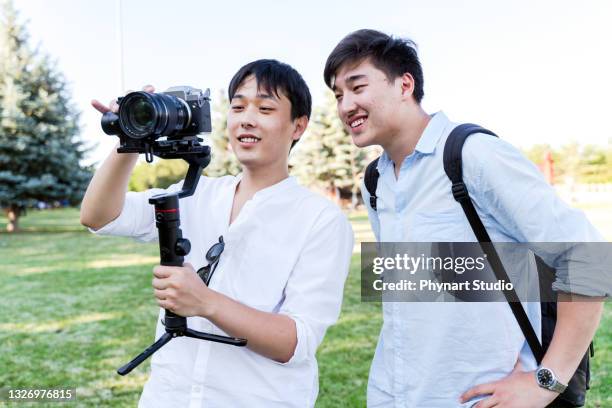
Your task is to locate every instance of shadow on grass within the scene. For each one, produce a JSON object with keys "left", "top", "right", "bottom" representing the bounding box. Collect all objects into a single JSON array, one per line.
[{"left": 0, "top": 227, "right": 88, "bottom": 234}]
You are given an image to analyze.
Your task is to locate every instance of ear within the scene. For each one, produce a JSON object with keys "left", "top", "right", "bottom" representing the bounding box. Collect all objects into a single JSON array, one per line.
[
  {"left": 291, "top": 116, "right": 308, "bottom": 141},
  {"left": 399, "top": 72, "right": 415, "bottom": 101}
]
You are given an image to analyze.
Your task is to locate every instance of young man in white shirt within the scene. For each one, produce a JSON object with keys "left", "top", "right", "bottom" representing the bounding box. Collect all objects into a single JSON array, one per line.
[
  {"left": 324, "top": 30, "right": 604, "bottom": 407},
  {"left": 80, "top": 59, "right": 354, "bottom": 407}
]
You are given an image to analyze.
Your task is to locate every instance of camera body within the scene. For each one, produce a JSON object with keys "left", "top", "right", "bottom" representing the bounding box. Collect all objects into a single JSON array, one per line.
[
  {"left": 101, "top": 86, "right": 212, "bottom": 160},
  {"left": 158, "top": 86, "right": 212, "bottom": 137}
]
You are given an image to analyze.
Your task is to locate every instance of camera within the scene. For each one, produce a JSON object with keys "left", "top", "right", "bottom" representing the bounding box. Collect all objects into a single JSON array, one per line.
[{"left": 101, "top": 86, "right": 212, "bottom": 161}]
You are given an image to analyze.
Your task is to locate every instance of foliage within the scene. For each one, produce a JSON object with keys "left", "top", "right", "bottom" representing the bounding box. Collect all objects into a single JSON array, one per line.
[
  {"left": 523, "top": 143, "right": 612, "bottom": 184},
  {"left": 203, "top": 89, "right": 241, "bottom": 177},
  {"left": 0, "top": 1, "right": 91, "bottom": 230},
  {"left": 128, "top": 159, "right": 188, "bottom": 191},
  {"left": 290, "top": 91, "right": 379, "bottom": 206}
]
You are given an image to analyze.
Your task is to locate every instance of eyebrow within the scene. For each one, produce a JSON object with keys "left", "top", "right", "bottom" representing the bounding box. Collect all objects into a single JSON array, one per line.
[
  {"left": 232, "top": 93, "right": 277, "bottom": 101},
  {"left": 333, "top": 74, "right": 367, "bottom": 92}
]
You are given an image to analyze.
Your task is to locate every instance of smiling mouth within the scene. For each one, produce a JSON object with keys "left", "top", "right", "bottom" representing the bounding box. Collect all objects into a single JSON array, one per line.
[
  {"left": 349, "top": 116, "right": 368, "bottom": 129},
  {"left": 238, "top": 135, "right": 261, "bottom": 143}
]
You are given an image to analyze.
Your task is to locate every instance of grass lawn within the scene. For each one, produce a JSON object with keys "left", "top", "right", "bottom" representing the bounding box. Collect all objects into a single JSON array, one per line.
[{"left": 0, "top": 208, "right": 610, "bottom": 407}]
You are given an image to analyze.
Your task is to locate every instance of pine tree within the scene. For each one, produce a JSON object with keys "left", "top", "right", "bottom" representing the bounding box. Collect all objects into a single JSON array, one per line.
[
  {"left": 291, "top": 91, "right": 379, "bottom": 207},
  {"left": 0, "top": 1, "right": 91, "bottom": 231},
  {"left": 203, "top": 90, "right": 241, "bottom": 177}
]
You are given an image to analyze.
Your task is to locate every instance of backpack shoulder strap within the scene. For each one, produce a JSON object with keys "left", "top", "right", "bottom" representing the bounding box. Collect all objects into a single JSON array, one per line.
[
  {"left": 364, "top": 157, "right": 380, "bottom": 211},
  {"left": 443, "top": 123, "right": 497, "bottom": 242},
  {"left": 443, "top": 123, "right": 545, "bottom": 364}
]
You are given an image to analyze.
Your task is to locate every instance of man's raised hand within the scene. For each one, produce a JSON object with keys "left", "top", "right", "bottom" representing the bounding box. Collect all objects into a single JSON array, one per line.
[{"left": 90, "top": 84, "right": 155, "bottom": 114}]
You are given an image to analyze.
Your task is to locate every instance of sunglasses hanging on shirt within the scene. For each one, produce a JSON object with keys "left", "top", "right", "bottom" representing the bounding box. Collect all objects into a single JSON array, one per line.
[{"left": 197, "top": 236, "right": 225, "bottom": 286}]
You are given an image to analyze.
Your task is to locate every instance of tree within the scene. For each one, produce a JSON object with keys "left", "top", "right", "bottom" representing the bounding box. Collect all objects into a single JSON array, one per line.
[
  {"left": 291, "top": 91, "right": 379, "bottom": 207},
  {"left": 523, "top": 142, "right": 612, "bottom": 184},
  {"left": 577, "top": 144, "right": 612, "bottom": 183},
  {"left": 128, "top": 159, "right": 188, "bottom": 192},
  {"left": 203, "top": 90, "right": 241, "bottom": 177},
  {"left": 0, "top": 1, "right": 91, "bottom": 231},
  {"left": 523, "top": 143, "right": 554, "bottom": 165}
]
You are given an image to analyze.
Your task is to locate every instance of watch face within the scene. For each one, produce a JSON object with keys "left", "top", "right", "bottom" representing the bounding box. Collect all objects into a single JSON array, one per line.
[{"left": 537, "top": 368, "right": 554, "bottom": 387}]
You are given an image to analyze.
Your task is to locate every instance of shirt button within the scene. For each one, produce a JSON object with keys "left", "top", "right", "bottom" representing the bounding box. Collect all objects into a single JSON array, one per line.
[{"left": 192, "top": 385, "right": 202, "bottom": 393}]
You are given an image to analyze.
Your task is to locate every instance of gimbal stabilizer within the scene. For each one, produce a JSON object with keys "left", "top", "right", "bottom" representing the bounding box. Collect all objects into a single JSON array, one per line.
[{"left": 117, "top": 140, "right": 247, "bottom": 376}]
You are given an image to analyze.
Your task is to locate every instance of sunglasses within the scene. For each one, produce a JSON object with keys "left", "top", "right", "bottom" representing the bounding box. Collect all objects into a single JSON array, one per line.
[{"left": 197, "top": 236, "right": 225, "bottom": 286}]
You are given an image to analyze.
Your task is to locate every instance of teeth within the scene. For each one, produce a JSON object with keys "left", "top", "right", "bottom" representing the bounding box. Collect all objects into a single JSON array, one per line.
[
  {"left": 239, "top": 137, "right": 259, "bottom": 143},
  {"left": 350, "top": 117, "right": 366, "bottom": 128}
]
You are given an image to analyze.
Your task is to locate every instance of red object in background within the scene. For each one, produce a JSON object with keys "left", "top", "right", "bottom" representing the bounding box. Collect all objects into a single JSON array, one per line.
[{"left": 538, "top": 151, "right": 555, "bottom": 185}]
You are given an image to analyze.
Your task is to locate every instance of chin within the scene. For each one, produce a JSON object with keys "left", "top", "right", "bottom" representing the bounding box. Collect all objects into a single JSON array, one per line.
[
  {"left": 235, "top": 155, "right": 258, "bottom": 168},
  {"left": 237, "top": 152, "right": 268, "bottom": 169},
  {"left": 351, "top": 133, "right": 375, "bottom": 148}
]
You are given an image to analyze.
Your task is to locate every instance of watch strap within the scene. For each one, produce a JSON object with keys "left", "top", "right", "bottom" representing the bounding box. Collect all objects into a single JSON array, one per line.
[{"left": 550, "top": 380, "right": 567, "bottom": 393}]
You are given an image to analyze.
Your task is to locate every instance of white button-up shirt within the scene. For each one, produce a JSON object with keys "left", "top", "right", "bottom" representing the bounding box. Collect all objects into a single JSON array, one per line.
[{"left": 93, "top": 174, "right": 354, "bottom": 407}]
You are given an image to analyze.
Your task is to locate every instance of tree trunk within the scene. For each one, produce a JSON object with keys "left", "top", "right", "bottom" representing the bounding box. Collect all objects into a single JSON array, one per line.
[
  {"left": 6, "top": 205, "right": 21, "bottom": 232},
  {"left": 351, "top": 185, "right": 358, "bottom": 210},
  {"left": 349, "top": 150, "right": 360, "bottom": 210},
  {"left": 325, "top": 183, "right": 341, "bottom": 205}
]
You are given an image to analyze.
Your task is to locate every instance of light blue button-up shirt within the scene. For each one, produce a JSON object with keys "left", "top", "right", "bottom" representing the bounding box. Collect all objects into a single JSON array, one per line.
[{"left": 361, "top": 112, "right": 604, "bottom": 407}]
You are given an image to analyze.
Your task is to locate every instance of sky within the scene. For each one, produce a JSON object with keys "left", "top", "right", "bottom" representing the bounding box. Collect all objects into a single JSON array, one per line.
[{"left": 11, "top": 0, "right": 612, "bottom": 167}]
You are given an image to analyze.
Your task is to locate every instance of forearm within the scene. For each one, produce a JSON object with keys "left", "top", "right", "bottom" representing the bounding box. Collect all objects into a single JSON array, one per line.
[
  {"left": 541, "top": 294, "right": 603, "bottom": 383},
  {"left": 202, "top": 290, "right": 297, "bottom": 363},
  {"left": 80, "top": 143, "right": 139, "bottom": 230}
]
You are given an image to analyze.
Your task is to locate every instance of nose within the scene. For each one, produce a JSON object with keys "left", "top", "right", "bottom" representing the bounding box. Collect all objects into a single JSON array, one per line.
[
  {"left": 338, "top": 93, "right": 357, "bottom": 120},
  {"left": 240, "top": 105, "right": 257, "bottom": 129}
]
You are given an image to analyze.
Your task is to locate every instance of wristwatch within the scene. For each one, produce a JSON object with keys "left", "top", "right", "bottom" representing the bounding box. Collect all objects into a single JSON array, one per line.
[{"left": 535, "top": 366, "right": 568, "bottom": 393}]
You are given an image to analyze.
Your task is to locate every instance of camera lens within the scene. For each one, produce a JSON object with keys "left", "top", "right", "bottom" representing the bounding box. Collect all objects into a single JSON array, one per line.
[
  {"left": 118, "top": 91, "right": 190, "bottom": 139},
  {"left": 128, "top": 96, "right": 156, "bottom": 134}
]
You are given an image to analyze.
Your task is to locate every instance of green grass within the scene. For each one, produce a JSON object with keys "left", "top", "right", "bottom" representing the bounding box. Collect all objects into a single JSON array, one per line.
[{"left": 0, "top": 208, "right": 610, "bottom": 407}]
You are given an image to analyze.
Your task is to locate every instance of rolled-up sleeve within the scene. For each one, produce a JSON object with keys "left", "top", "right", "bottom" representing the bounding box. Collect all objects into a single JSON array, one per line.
[
  {"left": 90, "top": 183, "right": 182, "bottom": 243},
  {"left": 463, "top": 135, "right": 608, "bottom": 296},
  {"left": 276, "top": 206, "right": 354, "bottom": 366}
]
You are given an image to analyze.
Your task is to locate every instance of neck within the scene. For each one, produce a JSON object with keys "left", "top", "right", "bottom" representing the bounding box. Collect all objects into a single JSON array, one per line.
[
  {"left": 382, "top": 106, "right": 431, "bottom": 169},
  {"left": 238, "top": 162, "right": 289, "bottom": 196}
]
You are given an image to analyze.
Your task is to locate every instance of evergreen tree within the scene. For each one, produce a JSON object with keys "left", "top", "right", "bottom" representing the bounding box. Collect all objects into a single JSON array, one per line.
[
  {"left": 291, "top": 91, "right": 379, "bottom": 207},
  {"left": 203, "top": 90, "right": 241, "bottom": 177},
  {"left": 0, "top": 1, "right": 91, "bottom": 231}
]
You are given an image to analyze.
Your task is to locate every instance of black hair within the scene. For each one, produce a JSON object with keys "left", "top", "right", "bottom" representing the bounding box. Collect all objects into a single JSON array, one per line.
[
  {"left": 324, "top": 29, "right": 424, "bottom": 103},
  {"left": 228, "top": 59, "right": 312, "bottom": 148}
]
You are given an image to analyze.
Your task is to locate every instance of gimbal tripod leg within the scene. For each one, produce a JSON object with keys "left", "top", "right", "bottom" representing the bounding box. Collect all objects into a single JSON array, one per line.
[
  {"left": 117, "top": 332, "right": 173, "bottom": 376},
  {"left": 184, "top": 328, "right": 247, "bottom": 346}
]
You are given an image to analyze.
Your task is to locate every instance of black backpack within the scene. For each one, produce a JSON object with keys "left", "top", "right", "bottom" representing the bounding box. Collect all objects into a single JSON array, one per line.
[{"left": 363, "top": 123, "right": 593, "bottom": 407}]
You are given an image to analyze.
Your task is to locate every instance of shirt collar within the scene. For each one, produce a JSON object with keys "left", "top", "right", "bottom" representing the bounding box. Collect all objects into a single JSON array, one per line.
[
  {"left": 377, "top": 111, "right": 449, "bottom": 171},
  {"left": 414, "top": 111, "right": 448, "bottom": 155},
  {"left": 233, "top": 174, "right": 298, "bottom": 202}
]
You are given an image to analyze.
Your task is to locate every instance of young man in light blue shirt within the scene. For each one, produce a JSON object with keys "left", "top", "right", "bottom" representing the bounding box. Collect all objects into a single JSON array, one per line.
[{"left": 324, "top": 29, "right": 605, "bottom": 407}]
